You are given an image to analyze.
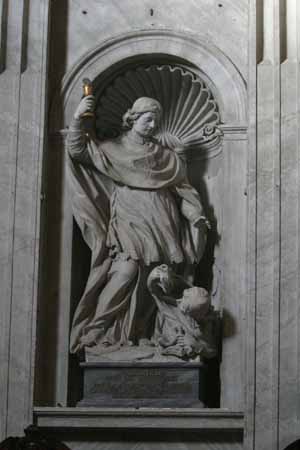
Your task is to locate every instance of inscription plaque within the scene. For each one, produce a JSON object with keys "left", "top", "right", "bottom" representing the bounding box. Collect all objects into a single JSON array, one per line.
[{"left": 79, "top": 362, "right": 207, "bottom": 407}]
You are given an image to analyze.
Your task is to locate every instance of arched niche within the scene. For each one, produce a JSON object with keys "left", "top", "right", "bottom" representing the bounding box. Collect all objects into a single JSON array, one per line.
[
  {"left": 36, "top": 29, "right": 247, "bottom": 408},
  {"left": 49, "top": 29, "right": 246, "bottom": 132}
]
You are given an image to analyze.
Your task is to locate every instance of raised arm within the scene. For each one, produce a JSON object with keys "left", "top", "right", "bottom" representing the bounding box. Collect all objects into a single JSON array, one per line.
[{"left": 67, "top": 95, "right": 95, "bottom": 165}]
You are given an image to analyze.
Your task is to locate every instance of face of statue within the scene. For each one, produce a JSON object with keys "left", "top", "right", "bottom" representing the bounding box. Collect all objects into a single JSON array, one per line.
[{"left": 132, "top": 112, "right": 159, "bottom": 137}]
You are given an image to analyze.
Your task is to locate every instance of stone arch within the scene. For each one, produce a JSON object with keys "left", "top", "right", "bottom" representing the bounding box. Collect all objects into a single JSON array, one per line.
[{"left": 49, "top": 29, "right": 247, "bottom": 132}]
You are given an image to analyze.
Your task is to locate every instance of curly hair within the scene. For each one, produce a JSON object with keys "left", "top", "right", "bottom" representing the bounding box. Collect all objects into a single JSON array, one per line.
[
  {"left": 122, "top": 97, "right": 163, "bottom": 130},
  {"left": 122, "top": 110, "right": 144, "bottom": 130}
]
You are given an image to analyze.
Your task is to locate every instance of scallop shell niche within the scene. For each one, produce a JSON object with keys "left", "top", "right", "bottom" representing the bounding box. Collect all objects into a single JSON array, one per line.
[{"left": 95, "top": 65, "right": 221, "bottom": 155}]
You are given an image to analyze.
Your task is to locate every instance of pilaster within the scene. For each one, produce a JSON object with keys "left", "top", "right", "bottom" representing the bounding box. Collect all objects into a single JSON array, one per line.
[{"left": 0, "top": 0, "right": 50, "bottom": 439}]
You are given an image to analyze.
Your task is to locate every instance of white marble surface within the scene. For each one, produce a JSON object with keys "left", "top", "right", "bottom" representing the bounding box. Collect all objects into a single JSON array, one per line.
[
  {"left": 278, "top": 60, "right": 299, "bottom": 450},
  {"left": 247, "top": 2, "right": 300, "bottom": 450},
  {"left": 48, "top": 0, "right": 248, "bottom": 99}
]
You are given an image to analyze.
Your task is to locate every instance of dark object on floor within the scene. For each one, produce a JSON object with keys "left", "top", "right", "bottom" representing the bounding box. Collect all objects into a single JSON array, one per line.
[{"left": 0, "top": 426, "right": 70, "bottom": 450}]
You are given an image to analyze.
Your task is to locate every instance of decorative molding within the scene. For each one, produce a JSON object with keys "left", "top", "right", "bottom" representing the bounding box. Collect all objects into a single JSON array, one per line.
[
  {"left": 33, "top": 407, "right": 244, "bottom": 431},
  {"left": 219, "top": 124, "right": 248, "bottom": 141}
]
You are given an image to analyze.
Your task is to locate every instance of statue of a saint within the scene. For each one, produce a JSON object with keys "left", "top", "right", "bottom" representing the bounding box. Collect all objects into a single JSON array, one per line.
[{"left": 67, "top": 94, "right": 209, "bottom": 358}]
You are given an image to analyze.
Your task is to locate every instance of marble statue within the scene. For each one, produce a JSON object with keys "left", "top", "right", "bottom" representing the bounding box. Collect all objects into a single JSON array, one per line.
[{"left": 67, "top": 93, "right": 210, "bottom": 360}]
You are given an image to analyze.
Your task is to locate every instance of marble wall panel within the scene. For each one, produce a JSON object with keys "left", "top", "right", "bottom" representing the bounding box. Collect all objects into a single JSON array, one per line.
[
  {"left": 0, "top": 1, "right": 29, "bottom": 439},
  {"left": 278, "top": 0, "right": 300, "bottom": 443},
  {"left": 278, "top": 59, "right": 299, "bottom": 450},
  {"left": 48, "top": 0, "right": 248, "bottom": 102},
  {"left": 243, "top": 2, "right": 257, "bottom": 449},
  {"left": 247, "top": 1, "right": 300, "bottom": 449},
  {"left": 220, "top": 138, "right": 247, "bottom": 410},
  {"left": 255, "top": 61, "right": 279, "bottom": 450},
  {"left": 0, "top": 0, "right": 50, "bottom": 440}
]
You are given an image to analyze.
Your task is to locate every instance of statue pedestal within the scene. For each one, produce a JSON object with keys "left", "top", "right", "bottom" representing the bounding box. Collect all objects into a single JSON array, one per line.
[{"left": 78, "top": 362, "right": 207, "bottom": 407}]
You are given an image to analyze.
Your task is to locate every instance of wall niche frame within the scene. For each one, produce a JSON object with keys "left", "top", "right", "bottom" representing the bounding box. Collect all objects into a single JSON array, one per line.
[
  {"left": 50, "top": 28, "right": 247, "bottom": 131},
  {"left": 35, "top": 28, "right": 247, "bottom": 431}
]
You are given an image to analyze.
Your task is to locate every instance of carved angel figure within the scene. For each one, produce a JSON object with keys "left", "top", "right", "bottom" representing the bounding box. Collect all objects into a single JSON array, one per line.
[{"left": 67, "top": 95, "right": 209, "bottom": 356}]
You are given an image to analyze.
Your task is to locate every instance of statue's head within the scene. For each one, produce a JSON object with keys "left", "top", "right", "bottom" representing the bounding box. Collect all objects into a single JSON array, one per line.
[
  {"left": 122, "top": 97, "right": 162, "bottom": 137},
  {"left": 179, "top": 287, "right": 210, "bottom": 322}
]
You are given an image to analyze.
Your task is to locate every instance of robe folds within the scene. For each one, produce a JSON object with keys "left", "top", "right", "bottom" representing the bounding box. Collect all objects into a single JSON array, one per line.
[{"left": 67, "top": 119, "right": 207, "bottom": 352}]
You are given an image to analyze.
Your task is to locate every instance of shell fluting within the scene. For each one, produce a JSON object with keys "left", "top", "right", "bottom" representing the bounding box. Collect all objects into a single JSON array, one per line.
[{"left": 95, "top": 65, "right": 220, "bottom": 149}]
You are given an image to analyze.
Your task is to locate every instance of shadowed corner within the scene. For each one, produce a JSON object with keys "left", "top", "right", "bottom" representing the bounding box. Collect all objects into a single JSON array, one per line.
[
  {"left": 285, "top": 440, "right": 300, "bottom": 450},
  {"left": 35, "top": 0, "right": 71, "bottom": 408},
  {"left": 0, "top": 425, "right": 71, "bottom": 450}
]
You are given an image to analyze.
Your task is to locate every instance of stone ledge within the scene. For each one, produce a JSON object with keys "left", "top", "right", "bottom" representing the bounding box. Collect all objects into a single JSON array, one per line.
[{"left": 33, "top": 407, "right": 244, "bottom": 431}]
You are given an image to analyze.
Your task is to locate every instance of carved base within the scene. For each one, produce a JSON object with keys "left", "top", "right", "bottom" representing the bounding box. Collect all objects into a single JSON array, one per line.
[{"left": 78, "top": 362, "right": 207, "bottom": 408}]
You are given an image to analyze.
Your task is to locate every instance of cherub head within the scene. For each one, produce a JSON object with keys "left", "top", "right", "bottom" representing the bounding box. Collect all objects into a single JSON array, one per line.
[{"left": 178, "top": 287, "right": 210, "bottom": 322}]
